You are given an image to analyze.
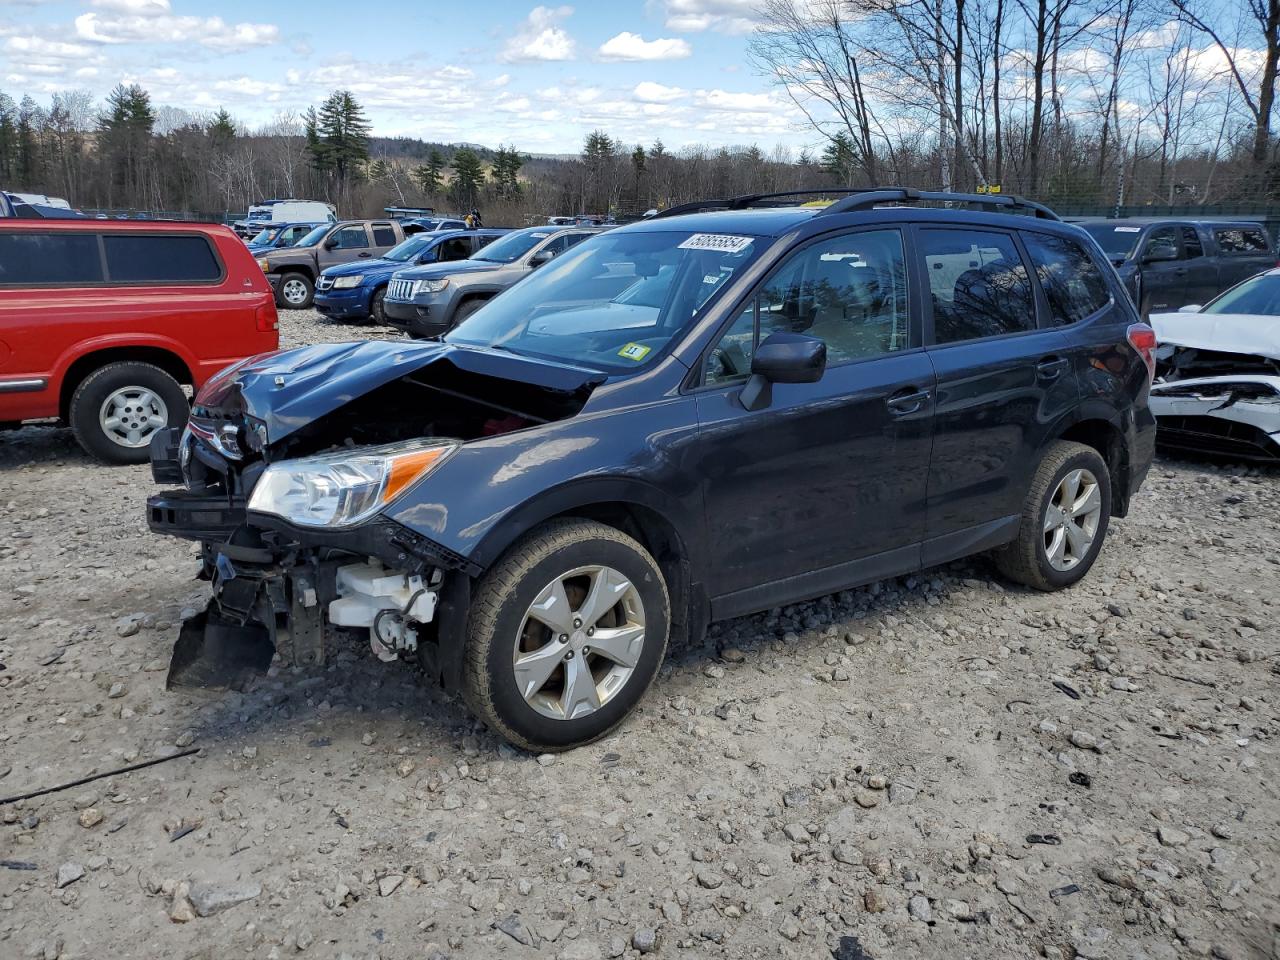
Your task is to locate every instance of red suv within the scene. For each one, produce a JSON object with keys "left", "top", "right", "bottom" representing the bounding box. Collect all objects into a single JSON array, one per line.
[{"left": 0, "top": 220, "right": 279, "bottom": 463}]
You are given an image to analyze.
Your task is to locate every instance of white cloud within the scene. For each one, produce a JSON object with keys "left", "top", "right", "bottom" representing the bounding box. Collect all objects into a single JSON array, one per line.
[
  {"left": 4, "top": 36, "right": 95, "bottom": 59},
  {"left": 74, "top": 11, "right": 279, "bottom": 50},
  {"left": 662, "top": 0, "right": 761, "bottom": 34},
  {"left": 695, "top": 88, "right": 778, "bottom": 111},
  {"left": 503, "top": 5, "right": 576, "bottom": 62},
  {"left": 91, "top": 0, "right": 171, "bottom": 12},
  {"left": 598, "top": 31, "right": 691, "bottom": 61},
  {"left": 633, "top": 80, "right": 686, "bottom": 103}
]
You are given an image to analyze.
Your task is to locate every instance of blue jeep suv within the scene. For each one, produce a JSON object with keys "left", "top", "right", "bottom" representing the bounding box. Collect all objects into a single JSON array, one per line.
[
  {"left": 147, "top": 188, "right": 1156, "bottom": 752},
  {"left": 313, "top": 228, "right": 508, "bottom": 323}
]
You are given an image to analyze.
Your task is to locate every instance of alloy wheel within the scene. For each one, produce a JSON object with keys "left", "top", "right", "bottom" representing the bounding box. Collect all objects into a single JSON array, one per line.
[
  {"left": 513, "top": 564, "right": 646, "bottom": 721},
  {"left": 281, "top": 278, "right": 309, "bottom": 305},
  {"left": 98, "top": 386, "right": 168, "bottom": 449},
  {"left": 1043, "top": 468, "right": 1102, "bottom": 571}
]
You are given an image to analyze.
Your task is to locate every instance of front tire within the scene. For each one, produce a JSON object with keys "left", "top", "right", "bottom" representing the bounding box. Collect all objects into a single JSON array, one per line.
[
  {"left": 452, "top": 298, "right": 485, "bottom": 326},
  {"left": 369, "top": 288, "right": 387, "bottom": 325},
  {"left": 996, "top": 440, "right": 1111, "bottom": 591},
  {"left": 277, "top": 272, "right": 313, "bottom": 309},
  {"left": 69, "top": 361, "right": 188, "bottom": 464},
  {"left": 464, "top": 520, "right": 670, "bottom": 752}
]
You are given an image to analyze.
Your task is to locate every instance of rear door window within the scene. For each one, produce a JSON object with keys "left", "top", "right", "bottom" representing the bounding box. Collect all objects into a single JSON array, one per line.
[
  {"left": 1021, "top": 232, "right": 1111, "bottom": 325},
  {"left": 1182, "top": 226, "right": 1204, "bottom": 258},
  {"left": 103, "top": 234, "right": 222, "bottom": 283},
  {"left": 372, "top": 223, "right": 396, "bottom": 246},
  {"left": 919, "top": 228, "right": 1035, "bottom": 343},
  {"left": 1214, "top": 227, "right": 1270, "bottom": 254},
  {"left": 331, "top": 225, "right": 370, "bottom": 249},
  {"left": 0, "top": 232, "right": 104, "bottom": 285},
  {"left": 437, "top": 238, "right": 471, "bottom": 261}
]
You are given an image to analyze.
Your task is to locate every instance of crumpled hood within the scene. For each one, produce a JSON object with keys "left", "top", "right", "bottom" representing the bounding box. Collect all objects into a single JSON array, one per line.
[
  {"left": 392, "top": 259, "right": 501, "bottom": 281},
  {"left": 194, "top": 340, "right": 605, "bottom": 445},
  {"left": 1151, "top": 312, "right": 1280, "bottom": 360}
]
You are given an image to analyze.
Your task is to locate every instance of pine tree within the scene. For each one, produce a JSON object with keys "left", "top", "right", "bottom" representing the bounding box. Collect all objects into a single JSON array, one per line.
[
  {"left": 820, "top": 133, "right": 856, "bottom": 186},
  {"left": 308, "top": 90, "right": 370, "bottom": 184},
  {"left": 491, "top": 144, "right": 524, "bottom": 198},
  {"left": 449, "top": 147, "right": 485, "bottom": 207},
  {"left": 412, "top": 148, "right": 445, "bottom": 194},
  {"left": 208, "top": 108, "right": 236, "bottom": 148},
  {"left": 98, "top": 83, "right": 155, "bottom": 207},
  {"left": 582, "top": 130, "right": 615, "bottom": 212}
]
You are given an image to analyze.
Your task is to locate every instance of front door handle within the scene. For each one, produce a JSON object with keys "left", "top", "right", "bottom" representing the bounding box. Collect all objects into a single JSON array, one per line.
[
  {"left": 358, "top": 252, "right": 372, "bottom": 258},
  {"left": 886, "top": 388, "right": 931, "bottom": 415},
  {"left": 1036, "top": 356, "right": 1069, "bottom": 381}
]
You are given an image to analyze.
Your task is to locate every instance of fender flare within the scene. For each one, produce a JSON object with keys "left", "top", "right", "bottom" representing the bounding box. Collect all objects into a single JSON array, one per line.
[
  {"left": 51, "top": 333, "right": 200, "bottom": 395},
  {"left": 467, "top": 475, "right": 705, "bottom": 576}
]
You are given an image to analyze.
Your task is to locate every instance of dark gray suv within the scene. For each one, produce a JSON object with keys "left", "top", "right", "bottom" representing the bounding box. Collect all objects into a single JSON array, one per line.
[{"left": 382, "top": 225, "right": 604, "bottom": 336}]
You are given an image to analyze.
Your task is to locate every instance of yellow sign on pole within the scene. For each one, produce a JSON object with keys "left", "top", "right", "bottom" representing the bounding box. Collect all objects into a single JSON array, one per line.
[{"left": 977, "top": 183, "right": 1002, "bottom": 195}]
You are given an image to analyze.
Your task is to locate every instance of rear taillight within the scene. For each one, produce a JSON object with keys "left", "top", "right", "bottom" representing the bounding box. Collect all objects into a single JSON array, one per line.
[
  {"left": 255, "top": 302, "right": 278, "bottom": 333},
  {"left": 1127, "top": 322, "right": 1157, "bottom": 380}
]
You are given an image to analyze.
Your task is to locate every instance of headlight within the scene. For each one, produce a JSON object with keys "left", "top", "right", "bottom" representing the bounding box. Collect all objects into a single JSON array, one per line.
[
  {"left": 256, "top": 258, "right": 270, "bottom": 272},
  {"left": 247, "top": 439, "right": 458, "bottom": 528},
  {"left": 332, "top": 275, "right": 363, "bottom": 289},
  {"left": 414, "top": 279, "right": 449, "bottom": 295}
]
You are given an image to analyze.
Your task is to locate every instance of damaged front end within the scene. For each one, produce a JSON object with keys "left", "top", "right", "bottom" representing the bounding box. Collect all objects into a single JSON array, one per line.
[
  {"left": 147, "top": 340, "right": 603, "bottom": 691},
  {"left": 1150, "top": 324, "right": 1280, "bottom": 461}
]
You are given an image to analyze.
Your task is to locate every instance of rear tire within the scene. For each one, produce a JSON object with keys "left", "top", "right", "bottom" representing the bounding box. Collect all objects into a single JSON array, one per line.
[
  {"left": 464, "top": 519, "right": 670, "bottom": 752},
  {"left": 277, "top": 272, "right": 313, "bottom": 309},
  {"left": 69, "top": 361, "right": 188, "bottom": 464},
  {"left": 996, "top": 440, "right": 1111, "bottom": 591}
]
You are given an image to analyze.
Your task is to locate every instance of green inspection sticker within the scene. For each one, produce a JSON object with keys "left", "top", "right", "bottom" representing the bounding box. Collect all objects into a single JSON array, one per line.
[{"left": 618, "top": 342, "right": 652, "bottom": 361}]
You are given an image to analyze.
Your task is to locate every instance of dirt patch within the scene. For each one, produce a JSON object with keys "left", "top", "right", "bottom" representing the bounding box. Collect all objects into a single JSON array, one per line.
[{"left": 1, "top": 312, "right": 1277, "bottom": 959}]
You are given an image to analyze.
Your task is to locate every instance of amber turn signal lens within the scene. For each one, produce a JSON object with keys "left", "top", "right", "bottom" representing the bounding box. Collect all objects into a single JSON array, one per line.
[{"left": 382, "top": 447, "right": 450, "bottom": 503}]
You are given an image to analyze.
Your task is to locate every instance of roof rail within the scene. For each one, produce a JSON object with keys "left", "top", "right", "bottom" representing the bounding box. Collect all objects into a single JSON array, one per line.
[
  {"left": 649, "top": 188, "right": 881, "bottom": 220},
  {"left": 818, "top": 188, "right": 1061, "bottom": 220},
  {"left": 649, "top": 187, "right": 1061, "bottom": 222}
]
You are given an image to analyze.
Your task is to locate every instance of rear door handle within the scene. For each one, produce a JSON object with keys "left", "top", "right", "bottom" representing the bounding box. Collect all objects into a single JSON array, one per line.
[
  {"left": 1036, "top": 356, "right": 1069, "bottom": 381},
  {"left": 358, "top": 252, "right": 372, "bottom": 258},
  {"left": 886, "top": 388, "right": 931, "bottom": 415}
]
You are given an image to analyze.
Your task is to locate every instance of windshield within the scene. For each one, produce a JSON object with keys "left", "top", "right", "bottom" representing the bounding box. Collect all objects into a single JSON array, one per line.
[
  {"left": 248, "top": 227, "right": 280, "bottom": 246},
  {"left": 474, "top": 228, "right": 553, "bottom": 264},
  {"left": 384, "top": 235, "right": 435, "bottom": 262},
  {"left": 1081, "top": 223, "right": 1142, "bottom": 259},
  {"left": 295, "top": 224, "right": 329, "bottom": 248},
  {"left": 1203, "top": 273, "right": 1280, "bottom": 316},
  {"left": 447, "top": 229, "right": 762, "bottom": 372}
]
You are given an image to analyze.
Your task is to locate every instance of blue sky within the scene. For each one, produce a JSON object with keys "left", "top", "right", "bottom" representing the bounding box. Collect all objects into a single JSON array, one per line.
[{"left": 0, "top": 0, "right": 809, "bottom": 152}]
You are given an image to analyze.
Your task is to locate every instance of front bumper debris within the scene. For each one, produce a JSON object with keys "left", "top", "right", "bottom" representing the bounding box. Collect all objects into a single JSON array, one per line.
[{"left": 1150, "top": 376, "right": 1280, "bottom": 461}]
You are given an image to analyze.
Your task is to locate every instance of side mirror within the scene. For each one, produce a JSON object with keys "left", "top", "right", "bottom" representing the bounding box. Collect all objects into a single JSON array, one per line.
[
  {"left": 322, "top": 237, "right": 338, "bottom": 250},
  {"left": 417, "top": 252, "right": 437, "bottom": 264},
  {"left": 740, "top": 332, "right": 827, "bottom": 411},
  {"left": 1142, "top": 245, "right": 1178, "bottom": 263},
  {"left": 529, "top": 250, "right": 555, "bottom": 268},
  {"left": 1178, "top": 303, "right": 1203, "bottom": 313}
]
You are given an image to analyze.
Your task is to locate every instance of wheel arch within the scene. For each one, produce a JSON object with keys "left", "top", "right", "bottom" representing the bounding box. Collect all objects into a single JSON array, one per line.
[
  {"left": 429, "top": 479, "right": 709, "bottom": 688},
  {"left": 1053, "top": 411, "right": 1131, "bottom": 516},
  {"left": 58, "top": 345, "right": 193, "bottom": 422}
]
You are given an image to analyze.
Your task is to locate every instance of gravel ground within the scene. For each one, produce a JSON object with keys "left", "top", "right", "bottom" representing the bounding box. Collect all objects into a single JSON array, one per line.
[{"left": 1, "top": 309, "right": 1278, "bottom": 960}]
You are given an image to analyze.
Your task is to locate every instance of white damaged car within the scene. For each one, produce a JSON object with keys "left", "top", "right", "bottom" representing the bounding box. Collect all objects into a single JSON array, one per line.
[{"left": 1150, "top": 267, "right": 1280, "bottom": 461}]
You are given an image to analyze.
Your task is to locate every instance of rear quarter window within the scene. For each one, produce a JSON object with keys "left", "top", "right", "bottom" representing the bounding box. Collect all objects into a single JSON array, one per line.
[
  {"left": 103, "top": 234, "right": 222, "bottom": 283},
  {"left": 1214, "top": 227, "right": 1270, "bottom": 255},
  {"left": 0, "top": 232, "right": 104, "bottom": 285},
  {"left": 1021, "top": 232, "right": 1111, "bottom": 324}
]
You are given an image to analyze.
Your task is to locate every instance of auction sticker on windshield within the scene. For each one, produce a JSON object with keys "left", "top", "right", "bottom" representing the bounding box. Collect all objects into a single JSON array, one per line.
[
  {"left": 618, "top": 342, "right": 652, "bottom": 361},
  {"left": 1114, "top": 226, "right": 1141, "bottom": 232},
  {"left": 678, "top": 234, "right": 754, "bottom": 253}
]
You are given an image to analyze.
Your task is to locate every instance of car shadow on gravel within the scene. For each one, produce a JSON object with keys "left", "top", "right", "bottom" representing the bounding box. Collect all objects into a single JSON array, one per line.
[{"left": 0, "top": 424, "right": 100, "bottom": 470}]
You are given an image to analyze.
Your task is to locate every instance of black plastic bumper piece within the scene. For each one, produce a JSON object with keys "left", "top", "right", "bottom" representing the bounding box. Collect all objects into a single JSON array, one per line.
[
  {"left": 148, "top": 490, "right": 246, "bottom": 542},
  {"left": 150, "top": 427, "right": 184, "bottom": 485}
]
